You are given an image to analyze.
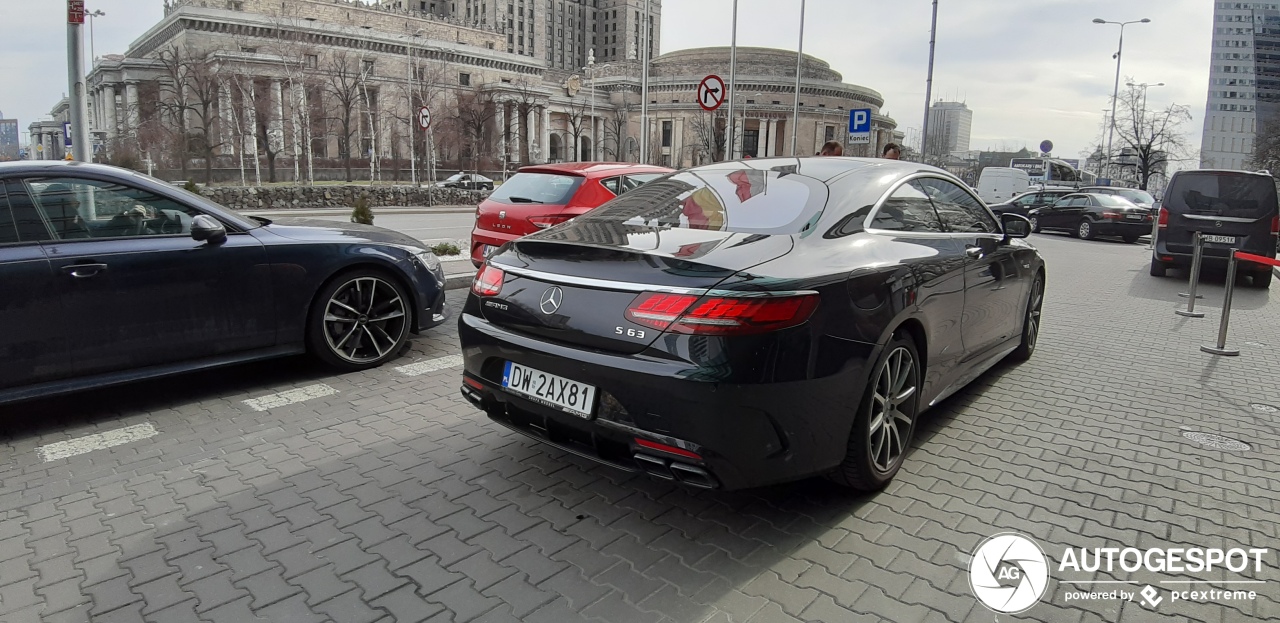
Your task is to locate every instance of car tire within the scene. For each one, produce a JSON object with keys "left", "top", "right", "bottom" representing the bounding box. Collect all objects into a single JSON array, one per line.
[
  {"left": 1122, "top": 235, "right": 1140, "bottom": 244},
  {"left": 1253, "top": 269, "right": 1273, "bottom": 289},
  {"left": 1077, "top": 219, "right": 1095, "bottom": 240},
  {"left": 1008, "top": 273, "right": 1044, "bottom": 362},
  {"left": 1029, "top": 216, "right": 1041, "bottom": 233},
  {"left": 829, "top": 333, "right": 921, "bottom": 491},
  {"left": 307, "top": 269, "right": 412, "bottom": 371},
  {"left": 1150, "top": 258, "right": 1168, "bottom": 277}
]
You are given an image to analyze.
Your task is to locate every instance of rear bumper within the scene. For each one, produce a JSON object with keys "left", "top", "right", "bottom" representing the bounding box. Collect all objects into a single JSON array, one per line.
[
  {"left": 1092, "top": 220, "right": 1151, "bottom": 236},
  {"left": 457, "top": 311, "right": 871, "bottom": 491},
  {"left": 470, "top": 229, "right": 523, "bottom": 266},
  {"left": 1154, "top": 237, "right": 1276, "bottom": 268}
]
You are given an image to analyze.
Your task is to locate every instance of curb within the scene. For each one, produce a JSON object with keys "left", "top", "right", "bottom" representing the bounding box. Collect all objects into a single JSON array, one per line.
[{"left": 444, "top": 273, "right": 474, "bottom": 290}]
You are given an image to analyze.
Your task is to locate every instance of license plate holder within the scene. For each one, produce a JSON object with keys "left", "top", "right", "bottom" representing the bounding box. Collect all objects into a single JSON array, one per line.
[
  {"left": 501, "top": 361, "right": 596, "bottom": 418},
  {"left": 1203, "top": 235, "right": 1237, "bottom": 245}
]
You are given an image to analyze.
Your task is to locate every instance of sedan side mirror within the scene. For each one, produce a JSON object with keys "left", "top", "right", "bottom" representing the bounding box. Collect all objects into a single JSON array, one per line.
[
  {"left": 1001, "top": 213, "right": 1032, "bottom": 239},
  {"left": 191, "top": 214, "right": 227, "bottom": 245}
]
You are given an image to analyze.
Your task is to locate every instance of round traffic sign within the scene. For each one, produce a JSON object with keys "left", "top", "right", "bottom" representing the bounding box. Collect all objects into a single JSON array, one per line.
[
  {"left": 697, "top": 74, "right": 726, "bottom": 112},
  {"left": 1039, "top": 140, "right": 1053, "bottom": 154},
  {"left": 417, "top": 106, "right": 432, "bottom": 130}
]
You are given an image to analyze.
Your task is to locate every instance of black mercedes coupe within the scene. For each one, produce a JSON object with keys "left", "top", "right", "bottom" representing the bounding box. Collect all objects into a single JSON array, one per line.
[
  {"left": 0, "top": 161, "right": 448, "bottom": 405},
  {"left": 459, "top": 157, "right": 1043, "bottom": 491}
]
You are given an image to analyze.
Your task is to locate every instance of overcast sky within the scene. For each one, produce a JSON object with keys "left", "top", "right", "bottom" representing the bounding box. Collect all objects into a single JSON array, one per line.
[{"left": 2, "top": 0, "right": 1212, "bottom": 160}]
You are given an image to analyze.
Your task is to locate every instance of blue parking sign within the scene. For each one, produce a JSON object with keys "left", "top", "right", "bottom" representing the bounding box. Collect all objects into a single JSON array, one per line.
[{"left": 848, "top": 109, "right": 871, "bottom": 134}]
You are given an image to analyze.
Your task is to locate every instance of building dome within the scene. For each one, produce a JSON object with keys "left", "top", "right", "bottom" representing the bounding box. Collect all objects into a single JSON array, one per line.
[{"left": 651, "top": 47, "right": 842, "bottom": 82}]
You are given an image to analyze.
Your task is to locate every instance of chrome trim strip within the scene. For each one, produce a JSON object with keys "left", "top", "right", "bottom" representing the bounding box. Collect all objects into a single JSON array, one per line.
[
  {"left": 1181, "top": 214, "right": 1258, "bottom": 223},
  {"left": 495, "top": 264, "right": 817, "bottom": 298}
]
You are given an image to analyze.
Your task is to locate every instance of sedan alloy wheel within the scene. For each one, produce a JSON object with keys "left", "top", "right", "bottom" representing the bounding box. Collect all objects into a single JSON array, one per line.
[
  {"left": 311, "top": 272, "right": 411, "bottom": 369},
  {"left": 868, "top": 346, "right": 918, "bottom": 474}
]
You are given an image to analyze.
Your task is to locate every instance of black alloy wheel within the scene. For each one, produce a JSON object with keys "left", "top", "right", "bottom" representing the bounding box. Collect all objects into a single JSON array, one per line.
[{"left": 830, "top": 334, "right": 921, "bottom": 491}]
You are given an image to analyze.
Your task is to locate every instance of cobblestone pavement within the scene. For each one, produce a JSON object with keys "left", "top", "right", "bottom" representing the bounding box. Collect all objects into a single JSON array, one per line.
[{"left": 1, "top": 233, "right": 1278, "bottom": 623}]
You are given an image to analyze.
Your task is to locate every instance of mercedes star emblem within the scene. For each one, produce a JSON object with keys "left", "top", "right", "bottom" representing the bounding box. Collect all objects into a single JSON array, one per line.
[
  {"left": 539, "top": 286, "right": 564, "bottom": 315},
  {"left": 1215, "top": 221, "right": 1223, "bottom": 228}
]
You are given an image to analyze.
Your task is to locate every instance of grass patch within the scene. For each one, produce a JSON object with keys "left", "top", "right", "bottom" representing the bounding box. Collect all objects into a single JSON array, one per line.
[{"left": 430, "top": 242, "right": 462, "bottom": 256}]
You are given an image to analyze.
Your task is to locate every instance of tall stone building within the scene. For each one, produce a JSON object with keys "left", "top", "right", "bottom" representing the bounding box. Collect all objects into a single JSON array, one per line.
[
  {"left": 52, "top": 0, "right": 892, "bottom": 182},
  {"left": 924, "top": 101, "right": 972, "bottom": 159}
]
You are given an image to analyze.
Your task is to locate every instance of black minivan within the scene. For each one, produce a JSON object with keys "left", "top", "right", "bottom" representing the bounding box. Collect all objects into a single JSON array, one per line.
[{"left": 1151, "top": 170, "right": 1279, "bottom": 288}]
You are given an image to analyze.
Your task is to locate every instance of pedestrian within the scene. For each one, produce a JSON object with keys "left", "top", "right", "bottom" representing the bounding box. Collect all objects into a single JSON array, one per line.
[
  {"left": 818, "top": 141, "right": 843, "bottom": 156},
  {"left": 881, "top": 143, "right": 901, "bottom": 160}
]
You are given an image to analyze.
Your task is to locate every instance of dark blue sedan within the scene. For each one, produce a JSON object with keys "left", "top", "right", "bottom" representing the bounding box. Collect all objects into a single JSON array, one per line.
[{"left": 0, "top": 161, "right": 448, "bottom": 405}]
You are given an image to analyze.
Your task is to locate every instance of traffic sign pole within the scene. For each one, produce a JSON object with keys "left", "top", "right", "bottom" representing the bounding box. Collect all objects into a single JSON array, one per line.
[{"left": 66, "top": 0, "right": 91, "bottom": 162}]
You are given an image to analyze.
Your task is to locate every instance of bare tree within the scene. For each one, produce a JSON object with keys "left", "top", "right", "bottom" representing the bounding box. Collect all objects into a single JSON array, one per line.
[
  {"left": 1250, "top": 120, "right": 1280, "bottom": 173},
  {"left": 324, "top": 51, "right": 367, "bottom": 182},
  {"left": 563, "top": 97, "right": 589, "bottom": 162},
  {"left": 155, "top": 44, "right": 226, "bottom": 183},
  {"left": 603, "top": 105, "right": 629, "bottom": 161},
  {"left": 689, "top": 110, "right": 726, "bottom": 164},
  {"left": 449, "top": 85, "right": 497, "bottom": 175},
  {"left": 1112, "top": 81, "right": 1192, "bottom": 190}
]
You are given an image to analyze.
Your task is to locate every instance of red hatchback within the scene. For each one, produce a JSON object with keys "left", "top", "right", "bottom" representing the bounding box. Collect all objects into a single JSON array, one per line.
[{"left": 470, "top": 162, "right": 673, "bottom": 266}]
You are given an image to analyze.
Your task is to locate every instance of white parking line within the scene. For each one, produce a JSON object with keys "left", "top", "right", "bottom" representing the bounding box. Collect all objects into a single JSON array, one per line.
[
  {"left": 242, "top": 383, "right": 338, "bottom": 412},
  {"left": 36, "top": 423, "right": 159, "bottom": 462},
  {"left": 395, "top": 354, "right": 464, "bottom": 377}
]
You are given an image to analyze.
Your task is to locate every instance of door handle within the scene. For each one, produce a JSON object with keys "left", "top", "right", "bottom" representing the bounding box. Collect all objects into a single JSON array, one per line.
[
  {"left": 62, "top": 263, "right": 108, "bottom": 278},
  {"left": 965, "top": 247, "right": 984, "bottom": 259}
]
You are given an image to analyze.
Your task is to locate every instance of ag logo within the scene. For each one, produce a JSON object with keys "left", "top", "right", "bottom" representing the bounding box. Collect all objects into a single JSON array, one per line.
[{"left": 969, "top": 533, "right": 1050, "bottom": 613}]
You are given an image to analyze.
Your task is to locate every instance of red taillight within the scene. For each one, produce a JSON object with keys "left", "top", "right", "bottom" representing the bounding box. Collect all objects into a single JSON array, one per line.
[
  {"left": 463, "top": 377, "right": 484, "bottom": 390},
  {"left": 472, "top": 265, "right": 505, "bottom": 296},
  {"left": 625, "top": 292, "right": 819, "bottom": 335},
  {"left": 1101, "top": 211, "right": 1122, "bottom": 220},
  {"left": 635, "top": 438, "right": 703, "bottom": 460},
  {"left": 528, "top": 215, "right": 574, "bottom": 229},
  {"left": 1271, "top": 215, "right": 1278, "bottom": 237},
  {"left": 1157, "top": 207, "right": 1169, "bottom": 229}
]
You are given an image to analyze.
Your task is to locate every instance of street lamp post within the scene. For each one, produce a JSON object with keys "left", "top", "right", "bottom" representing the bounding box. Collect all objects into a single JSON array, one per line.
[
  {"left": 1093, "top": 17, "right": 1151, "bottom": 181},
  {"left": 406, "top": 29, "right": 422, "bottom": 186},
  {"left": 86, "top": 10, "right": 105, "bottom": 69},
  {"left": 790, "top": 0, "right": 806, "bottom": 156},
  {"left": 587, "top": 50, "right": 596, "bottom": 161},
  {"left": 725, "top": 0, "right": 739, "bottom": 161}
]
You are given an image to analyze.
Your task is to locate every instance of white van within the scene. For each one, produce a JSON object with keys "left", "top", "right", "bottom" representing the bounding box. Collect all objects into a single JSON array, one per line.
[{"left": 976, "top": 167, "right": 1031, "bottom": 204}]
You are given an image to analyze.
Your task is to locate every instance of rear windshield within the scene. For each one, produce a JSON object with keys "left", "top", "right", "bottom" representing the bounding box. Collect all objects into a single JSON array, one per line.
[
  {"left": 1116, "top": 189, "right": 1155, "bottom": 205},
  {"left": 489, "top": 173, "right": 583, "bottom": 205},
  {"left": 1094, "top": 195, "right": 1135, "bottom": 208},
  {"left": 1165, "top": 173, "right": 1279, "bottom": 219},
  {"left": 577, "top": 167, "right": 829, "bottom": 234}
]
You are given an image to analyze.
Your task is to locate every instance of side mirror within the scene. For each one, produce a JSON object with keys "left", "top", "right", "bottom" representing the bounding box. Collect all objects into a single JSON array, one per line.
[
  {"left": 1001, "top": 213, "right": 1032, "bottom": 239},
  {"left": 191, "top": 214, "right": 227, "bottom": 245}
]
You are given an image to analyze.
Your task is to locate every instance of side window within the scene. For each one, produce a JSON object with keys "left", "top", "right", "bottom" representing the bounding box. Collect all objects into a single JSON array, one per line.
[
  {"left": 624, "top": 174, "right": 663, "bottom": 192},
  {"left": 1070, "top": 196, "right": 1089, "bottom": 207},
  {"left": 917, "top": 177, "right": 998, "bottom": 233},
  {"left": 26, "top": 178, "right": 202, "bottom": 241},
  {"left": 869, "top": 181, "right": 944, "bottom": 232},
  {"left": 0, "top": 189, "right": 18, "bottom": 245},
  {"left": 600, "top": 176, "right": 622, "bottom": 195}
]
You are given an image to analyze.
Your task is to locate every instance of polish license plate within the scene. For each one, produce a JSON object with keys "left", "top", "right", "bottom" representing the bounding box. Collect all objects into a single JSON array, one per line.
[
  {"left": 481, "top": 244, "right": 497, "bottom": 257},
  {"left": 501, "top": 361, "right": 596, "bottom": 418},
  {"left": 1203, "top": 235, "right": 1237, "bottom": 244},
  {"left": 1125, "top": 214, "right": 1144, "bottom": 220}
]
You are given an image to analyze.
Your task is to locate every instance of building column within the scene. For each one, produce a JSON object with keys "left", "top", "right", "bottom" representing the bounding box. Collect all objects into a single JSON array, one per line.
[
  {"left": 39, "top": 133, "right": 48, "bottom": 160},
  {"left": 243, "top": 79, "right": 259, "bottom": 156},
  {"left": 527, "top": 107, "right": 537, "bottom": 162},
  {"left": 103, "top": 84, "right": 118, "bottom": 141},
  {"left": 218, "top": 83, "right": 233, "bottom": 156},
  {"left": 541, "top": 105, "right": 551, "bottom": 163},
  {"left": 496, "top": 100, "right": 506, "bottom": 163},
  {"left": 125, "top": 82, "right": 139, "bottom": 137},
  {"left": 269, "top": 80, "right": 285, "bottom": 153}
]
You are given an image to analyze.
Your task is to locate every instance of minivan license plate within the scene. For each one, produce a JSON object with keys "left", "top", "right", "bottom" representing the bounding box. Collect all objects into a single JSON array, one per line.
[
  {"left": 1203, "top": 235, "right": 1237, "bottom": 244},
  {"left": 502, "top": 361, "right": 596, "bottom": 418}
]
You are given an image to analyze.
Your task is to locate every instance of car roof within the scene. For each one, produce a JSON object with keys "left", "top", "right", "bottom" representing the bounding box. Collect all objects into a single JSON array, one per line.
[
  {"left": 1174, "top": 168, "right": 1274, "bottom": 178},
  {"left": 516, "top": 162, "right": 675, "bottom": 178}
]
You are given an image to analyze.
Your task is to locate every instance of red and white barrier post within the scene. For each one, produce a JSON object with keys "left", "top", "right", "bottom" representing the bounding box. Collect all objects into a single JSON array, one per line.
[{"left": 1201, "top": 250, "right": 1280, "bottom": 356}]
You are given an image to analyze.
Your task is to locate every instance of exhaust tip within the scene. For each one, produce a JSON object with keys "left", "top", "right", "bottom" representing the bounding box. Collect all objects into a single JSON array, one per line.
[
  {"left": 669, "top": 463, "right": 719, "bottom": 489},
  {"left": 633, "top": 453, "right": 675, "bottom": 480}
]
